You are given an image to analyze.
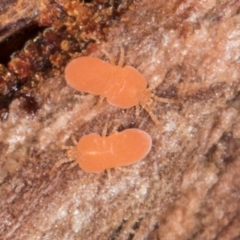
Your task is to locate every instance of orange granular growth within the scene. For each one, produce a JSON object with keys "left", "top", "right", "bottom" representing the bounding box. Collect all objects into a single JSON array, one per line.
[{"left": 71, "top": 129, "right": 152, "bottom": 173}]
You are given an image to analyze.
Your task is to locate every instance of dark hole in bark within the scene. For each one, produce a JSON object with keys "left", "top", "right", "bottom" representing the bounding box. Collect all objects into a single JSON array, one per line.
[{"left": 0, "top": 24, "right": 46, "bottom": 65}]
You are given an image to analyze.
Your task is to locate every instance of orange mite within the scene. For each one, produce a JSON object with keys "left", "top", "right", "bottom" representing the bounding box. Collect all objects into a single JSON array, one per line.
[
  {"left": 66, "top": 128, "right": 152, "bottom": 173},
  {"left": 64, "top": 52, "right": 178, "bottom": 129},
  {"left": 65, "top": 56, "right": 146, "bottom": 108}
]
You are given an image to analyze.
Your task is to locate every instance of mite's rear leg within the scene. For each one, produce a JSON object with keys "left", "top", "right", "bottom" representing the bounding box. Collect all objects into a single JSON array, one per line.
[
  {"left": 116, "top": 166, "right": 137, "bottom": 173},
  {"left": 135, "top": 104, "right": 140, "bottom": 119},
  {"left": 101, "top": 46, "right": 125, "bottom": 67},
  {"left": 141, "top": 104, "right": 163, "bottom": 131},
  {"left": 49, "top": 157, "right": 75, "bottom": 175},
  {"left": 141, "top": 93, "right": 179, "bottom": 130},
  {"left": 68, "top": 161, "right": 78, "bottom": 170},
  {"left": 70, "top": 135, "right": 78, "bottom": 145},
  {"left": 117, "top": 46, "right": 125, "bottom": 67},
  {"left": 94, "top": 96, "right": 107, "bottom": 111},
  {"left": 106, "top": 169, "right": 112, "bottom": 178},
  {"left": 102, "top": 121, "right": 109, "bottom": 137},
  {"left": 102, "top": 120, "right": 122, "bottom": 136},
  {"left": 111, "top": 120, "right": 123, "bottom": 134},
  {"left": 151, "top": 94, "right": 179, "bottom": 104},
  {"left": 101, "top": 48, "right": 115, "bottom": 65},
  {"left": 147, "top": 77, "right": 179, "bottom": 104}
]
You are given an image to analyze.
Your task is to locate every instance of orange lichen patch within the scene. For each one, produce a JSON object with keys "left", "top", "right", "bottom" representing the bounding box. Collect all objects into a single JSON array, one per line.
[
  {"left": 64, "top": 54, "right": 178, "bottom": 129},
  {"left": 67, "top": 129, "right": 152, "bottom": 173}
]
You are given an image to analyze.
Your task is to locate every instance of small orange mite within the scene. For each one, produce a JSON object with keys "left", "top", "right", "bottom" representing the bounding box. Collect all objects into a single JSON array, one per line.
[
  {"left": 70, "top": 128, "right": 152, "bottom": 173},
  {"left": 65, "top": 56, "right": 147, "bottom": 108},
  {"left": 64, "top": 50, "right": 178, "bottom": 129},
  {"left": 59, "top": 128, "right": 152, "bottom": 173}
]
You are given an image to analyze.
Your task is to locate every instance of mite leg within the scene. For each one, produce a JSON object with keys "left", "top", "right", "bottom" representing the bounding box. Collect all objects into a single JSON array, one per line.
[
  {"left": 101, "top": 46, "right": 125, "bottom": 67},
  {"left": 70, "top": 135, "right": 78, "bottom": 145},
  {"left": 94, "top": 96, "right": 108, "bottom": 112},
  {"left": 49, "top": 135, "right": 78, "bottom": 175},
  {"left": 49, "top": 157, "right": 74, "bottom": 175},
  {"left": 102, "top": 119, "right": 122, "bottom": 136},
  {"left": 116, "top": 165, "right": 148, "bottom": 175},
  {"left": 117, "top": 46, "right": 125, "bottom": 67},
  {"left": 111, "top": 121, "right": 122, "bottom": 134},
  {"left": 151, "top": 94, "right": 179, "bottom": 104},
  {"left": 106, "top": 169, "right": 112, "bottom": 178},
  {"left": 135, "top": 104, "right": 140, "bottom": 119},
  {"left": 102, "top": 121, "right": 109, "bottom": 137},
  {"left": 69, "top": 161, "right": 78, "bottom": 170},
  {"left": 116, "top": 166, "right": 137, "bottom": 173},
  {"left": 101, "top": 48, "right": 115, "bottom": 65},
  {"left": 141, "top": 104, "right": 162, "bottom": 131}
]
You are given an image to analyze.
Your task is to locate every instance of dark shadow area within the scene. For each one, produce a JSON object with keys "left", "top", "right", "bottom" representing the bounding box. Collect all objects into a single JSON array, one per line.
[{"left": 0, "top": 24, "right": 46, "bottom": 65}]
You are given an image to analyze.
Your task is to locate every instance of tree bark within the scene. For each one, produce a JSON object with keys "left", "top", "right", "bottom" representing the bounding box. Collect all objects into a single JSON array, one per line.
[{"left": 0, "top": 0, "right": 240, "bottom": 239}]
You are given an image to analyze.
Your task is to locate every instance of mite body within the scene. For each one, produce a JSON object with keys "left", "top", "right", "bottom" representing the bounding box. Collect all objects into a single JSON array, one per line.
[
  {"left": 65, "top": 52, "right": 178, "bottom": 129},
  {"left": 67, "top": 128, "right": 152, "bottom": 173},
  {"left": 65, "top": 56, "right": 146, "bottom": 108}
]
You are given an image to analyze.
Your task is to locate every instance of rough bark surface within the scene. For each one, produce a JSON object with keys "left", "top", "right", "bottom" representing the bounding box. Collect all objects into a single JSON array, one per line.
[
  {"left": 1, "top": 0, "right": 240, "bottom": 240},
  {"left": 0, "top": 0, "right": 38, "bottom": 42}
]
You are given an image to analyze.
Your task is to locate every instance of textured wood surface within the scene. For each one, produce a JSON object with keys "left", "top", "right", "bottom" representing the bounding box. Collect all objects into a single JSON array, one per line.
[
  {"left": 0, "top": 0, "right": 39, "bottom": 43},
  {"left": 0, "top": 0, "right": 240, "bottom": 239}
]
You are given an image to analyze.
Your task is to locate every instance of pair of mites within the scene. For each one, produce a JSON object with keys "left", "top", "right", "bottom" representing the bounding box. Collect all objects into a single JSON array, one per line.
[{"left": 53, "top": 47, "right": 178, "bottom": 173}]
